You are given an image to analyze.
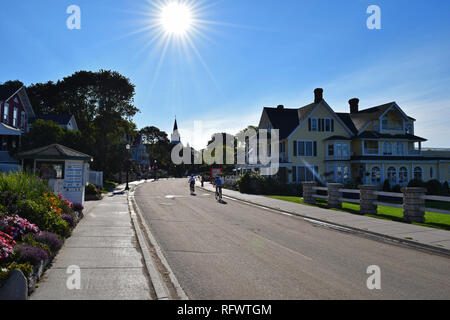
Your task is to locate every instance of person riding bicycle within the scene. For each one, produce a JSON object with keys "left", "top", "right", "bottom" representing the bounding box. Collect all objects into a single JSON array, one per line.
[
  {"left": 214, "top": 176, "right": 223, "bottom": 199},
  {"left": 189, "top": 176, "right": 196, "bottom": 192}
]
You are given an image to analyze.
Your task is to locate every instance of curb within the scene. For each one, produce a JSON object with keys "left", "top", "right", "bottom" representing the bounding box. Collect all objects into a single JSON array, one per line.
[
  {"left": 127, "top": 187, "right": 171, "bottom": 300},
  {"left": 197, "top": 184, "right": 450, "bottom": 258},
  {"left": 129, "top": 184, "right": 189, "bottom": 300}
]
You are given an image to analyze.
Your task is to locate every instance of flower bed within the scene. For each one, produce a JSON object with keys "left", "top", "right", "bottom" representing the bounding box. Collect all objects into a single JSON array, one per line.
[{"left": 0, "top": 172, "right": 84, "bottom": 298}]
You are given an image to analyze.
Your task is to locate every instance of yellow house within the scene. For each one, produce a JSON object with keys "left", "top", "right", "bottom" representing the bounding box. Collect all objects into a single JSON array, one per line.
[{"left": 254, "top": 88, "right": 450, "bottom": 185}]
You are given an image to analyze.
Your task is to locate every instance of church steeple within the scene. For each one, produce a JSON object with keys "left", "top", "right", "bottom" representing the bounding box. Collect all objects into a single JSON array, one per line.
[{"left": 171, "top": 117, "right": 181, "bottom": 145}]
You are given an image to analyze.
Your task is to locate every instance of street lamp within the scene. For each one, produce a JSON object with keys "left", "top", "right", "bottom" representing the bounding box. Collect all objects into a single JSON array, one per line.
[
  {"left": 153, "top": 160, "right": 157, "bottom": 181},
  {"left": 125, "top": 144, "right": 131, "bottom": 191}
]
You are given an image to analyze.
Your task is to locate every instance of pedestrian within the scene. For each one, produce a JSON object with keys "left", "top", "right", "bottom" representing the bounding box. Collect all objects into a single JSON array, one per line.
[{"left": 201, "top": 175, "right": 205, "bottom": 187}]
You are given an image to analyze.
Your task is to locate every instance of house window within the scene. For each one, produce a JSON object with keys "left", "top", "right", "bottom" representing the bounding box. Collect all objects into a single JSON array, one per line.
[
  {"left": 414, "top": 167, "right": 423, "bottom": 181},
  {"left": 387, "top": 167, "right": 397, "bottom": 184},
  {"left": 335, "top": 165, "right": 350, "bottom": 183},
  {"left": 399, "top": 167, "right": 408, "bottom": 184},
  {"left": 37, "top": 162, "right": 65, "bottom": 180},
  {"left": 328, "top": 144, "right": 334, "bottom": 156},
  {"left": 296, "top": 141, "right": 316, "bottom": 157},
  {"left": 13, "top": 107, "right": 18, "bottom": 127},
  {"left": 406, "top": 124, "right": 413, "bottom": 135},
  {"left": 324, "top": 118, "right": 332, "bottom": 132},
  {"left": 296, "top": 166, "right": 318, "bottom": 183},
  {"left": 1, "top": 137, "right": 7, "bottom": 151},
  {"left": 396, "top": 142, "right": 404, "bottom": 155},
  {"left": 383, "top": 142, "right": 392, "bottom": 155},
  {"left": 3, "top": 104, "right": 9, "bottom": 123},
  {"left": 371, "top": 167, "right": 381, "bottom": 184},
  {"left": 430, "top": 167, "right": 434, "bottom": 179},
  {"left": 336, "top": 143, "right": 349, "bottom": 157},
  {"left": 311, "top": 118, "right": 318, "bottom": 132},
  {"left": 21, "top": 112, "right": 26, "bottom": 130}
]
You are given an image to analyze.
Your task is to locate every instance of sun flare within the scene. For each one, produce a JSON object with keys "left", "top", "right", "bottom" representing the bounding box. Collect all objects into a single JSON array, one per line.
[{"left": 159, "top": 2, "right": 193, "bottom": 36}]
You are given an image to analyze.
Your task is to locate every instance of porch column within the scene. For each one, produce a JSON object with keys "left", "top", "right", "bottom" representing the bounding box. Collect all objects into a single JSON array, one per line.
[
  {"left": 402, "top": 187, "right": 426, "bottom": 223},
  {"left": 359, "top": 185, "right": 378, "bottom": 215},
  {"left": 327, "top": 183, "right": 343, "bottom": 209},
  {"left": 302, "top": 181, "right": 316, "bottom": 204}
]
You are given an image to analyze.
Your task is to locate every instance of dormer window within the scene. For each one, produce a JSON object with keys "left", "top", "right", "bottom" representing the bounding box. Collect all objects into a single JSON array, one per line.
[
  {"left": 406, "top": 124, "right": 414, "bottom": 135},
  {"left": 311, "top": 118, "right": 318, "bottom": 131}
]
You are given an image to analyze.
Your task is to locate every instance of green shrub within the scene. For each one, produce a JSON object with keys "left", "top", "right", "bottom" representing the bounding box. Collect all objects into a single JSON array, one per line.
[
  {"left": 237, "top": 173, "right": 252, "bottom": 194},
  {"left": 0, "top": 262, "right": 34, "bottom": 285},
  {"left": 237, "top": 172, "right": 302, "bottom": 196},
  {"left": 85, "top": 184, "right": 99, "bottom": 196},
  {"left": 408, "top": 179, "right": 427, "bottom": 189},
  {"left": 103, "top": 181, "right": 116, "bottom": 191},
  {"left": 17, "top": 200, "right": 71, "bottom": 238},
  {"left": 0, "top": 172, "right": 49, "bottom": 209},
  {"left": 392, "top": 185, "right": 402, "bottom": 193},
  {"left": 443, "top": 182, "right": 450, "bottom": 196},
  {"left": 425, "top": 180, "right": 444, "bottom": 196},
  {"left": 382, "top": 179, "right": 391, "bottom": 192}
]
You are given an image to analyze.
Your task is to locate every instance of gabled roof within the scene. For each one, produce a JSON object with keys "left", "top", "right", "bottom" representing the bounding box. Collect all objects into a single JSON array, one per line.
[
  {"left": 0, "top": 86, "right": 36, "bottom": 118},
  {"left": 263, "top": 107, "right": 304, "bottom": 140},
  {"left": 15, "top": 144, "right": 93, "bottom": 161},
  {"left": 348, "top": 102, "right": 414, "bottom": 133},
  {"left": 33, "top": 114, "right": 74, "bottom": 126},
  {"left": 263, "top": 100, "right": 356, "bottom": 139},
  {"left": 336, "top": 113, "right": 358, "bottom": 134}
]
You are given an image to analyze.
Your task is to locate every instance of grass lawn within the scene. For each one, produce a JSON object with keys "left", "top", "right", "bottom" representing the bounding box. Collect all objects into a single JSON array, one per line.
[{"left": 267, "top": 195, "right": 450, "bottom": 231}]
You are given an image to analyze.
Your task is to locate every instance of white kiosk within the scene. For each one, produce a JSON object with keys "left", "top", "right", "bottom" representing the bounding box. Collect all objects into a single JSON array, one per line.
[{"left": 16, "top": 144, "right": 93, "bottom": 205}]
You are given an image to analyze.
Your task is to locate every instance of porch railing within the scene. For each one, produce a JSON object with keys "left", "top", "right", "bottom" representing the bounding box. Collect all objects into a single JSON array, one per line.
[{"left": 302, "top": 182, "right": 450, "bottom": 223}]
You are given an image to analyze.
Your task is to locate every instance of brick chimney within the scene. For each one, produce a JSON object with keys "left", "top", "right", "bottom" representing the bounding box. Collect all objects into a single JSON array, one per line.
[
  {"left": 314, "top": 88, "right": 323, "bottom": 103},
  {"left": 349, "top": 98, "right": 359, "bottom": 114}
]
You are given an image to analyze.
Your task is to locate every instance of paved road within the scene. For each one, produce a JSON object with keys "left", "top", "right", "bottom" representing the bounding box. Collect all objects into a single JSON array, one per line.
[{"left": 134, "top": 179, "right": 450, "bottom": 300}]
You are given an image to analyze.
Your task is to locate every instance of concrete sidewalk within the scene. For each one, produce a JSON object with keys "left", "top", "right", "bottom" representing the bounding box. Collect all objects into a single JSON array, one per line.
[
  {"left": 31, "top": 184, "right": 154, "bottom": 300},
  {"left": 199, "top": 182, "right": 450, "bottom": 254}
]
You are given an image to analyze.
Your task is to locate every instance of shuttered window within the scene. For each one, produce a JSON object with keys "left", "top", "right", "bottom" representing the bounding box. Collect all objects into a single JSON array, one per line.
[
  {"left": 295, "top": 141, "right": 317, "bottom": 157},
  {"left": 295, "top": 166, "right": 319, "bottom": 183}
]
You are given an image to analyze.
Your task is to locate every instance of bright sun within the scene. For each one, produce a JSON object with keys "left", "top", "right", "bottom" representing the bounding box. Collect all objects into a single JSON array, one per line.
[{"left": 160, "top": 2, "right": 193, "bottom": 36}]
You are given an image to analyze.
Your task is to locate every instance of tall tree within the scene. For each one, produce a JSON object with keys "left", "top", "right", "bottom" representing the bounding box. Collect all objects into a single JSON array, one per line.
[{"left": 25, "top": 70, "right": 140, "bottom": 179}]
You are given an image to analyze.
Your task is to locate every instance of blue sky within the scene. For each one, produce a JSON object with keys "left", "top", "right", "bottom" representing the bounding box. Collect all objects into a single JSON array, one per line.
[{"left": 1, "top": 0, "right": 450, "bottom": 149}]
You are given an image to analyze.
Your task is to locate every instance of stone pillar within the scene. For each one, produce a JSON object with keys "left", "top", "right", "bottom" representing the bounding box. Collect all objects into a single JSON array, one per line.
[
  {"left": 402, "top": 187, "right": 426, "bottom": 223},
  {"left": 359, "top": 185, "right": 378, "bottom": 215},
  {"left": 302, "top": 181, "right": 317, "bottom": 204},
  {"left": 327, "top": 183, "right": 344, "bottom": 209}
]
